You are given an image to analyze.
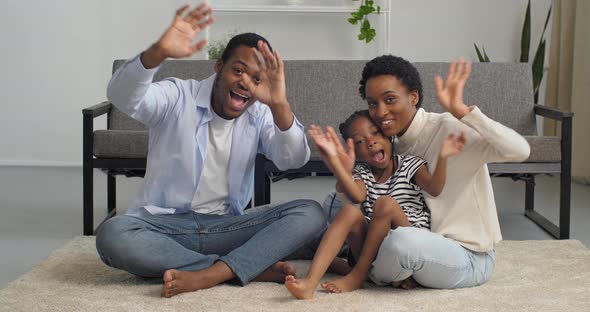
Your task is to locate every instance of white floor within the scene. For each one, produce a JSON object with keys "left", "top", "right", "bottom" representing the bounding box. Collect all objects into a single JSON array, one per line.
[{"left": 1, "top": 167, "right": 589, "bottom": 288}]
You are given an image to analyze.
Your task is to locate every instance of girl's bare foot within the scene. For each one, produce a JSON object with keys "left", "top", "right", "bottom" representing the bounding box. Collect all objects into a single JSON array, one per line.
[
  {"left": 161, "top": 269, "right": 218, "bottom": 298},
  {"left": 254, "top": 261, "right": 296, "bottom": 283},
  {"left": 285, "top": 275, "right": 316, "bottom": 299},
  {"left": 320, "top": 271, "right": 365, "bottom": 293}
]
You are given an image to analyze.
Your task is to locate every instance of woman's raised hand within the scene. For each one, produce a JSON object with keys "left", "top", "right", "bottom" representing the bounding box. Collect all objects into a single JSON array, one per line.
[{"left": 434, "top": 58, "right": 473, "bottom": 120}]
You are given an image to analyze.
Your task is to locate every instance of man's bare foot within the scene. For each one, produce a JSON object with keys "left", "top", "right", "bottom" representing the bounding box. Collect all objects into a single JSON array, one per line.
[
  {"left": 285, "top": 275, "right": 316, "bottom": 299},
  {"left": 320, "top": 271, "right": 366, "bottom": 293},
  {"left": 391, "top": 276, "right": 418, "bottom": 289},
  {"left": 327, "top": 258, "right": 353, "bottom": 276},
  {"left": 254, "top": 261, "right": 296, "bottom": 283},
  {"left": 161, "top": 269, "right": 219, "bottom": 298}
]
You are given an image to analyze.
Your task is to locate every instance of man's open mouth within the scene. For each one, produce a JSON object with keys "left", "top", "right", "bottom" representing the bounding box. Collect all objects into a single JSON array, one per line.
[{"left": 228, "top": 90, "right": 250, "bottom": 110}]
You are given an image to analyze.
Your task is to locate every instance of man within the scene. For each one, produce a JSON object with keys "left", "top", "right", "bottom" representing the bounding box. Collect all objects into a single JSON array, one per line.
[{"left": 95, "top": 4, "right": 326, "bottom": 298}]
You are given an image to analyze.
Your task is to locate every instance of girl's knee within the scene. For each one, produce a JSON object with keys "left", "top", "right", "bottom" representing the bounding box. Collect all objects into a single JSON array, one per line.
[
  {"left": 337, "top": 204, "right": 365, "bottom": 223},
  {"left": 372, "top": 196, "right": 400, "bottom": 216}
]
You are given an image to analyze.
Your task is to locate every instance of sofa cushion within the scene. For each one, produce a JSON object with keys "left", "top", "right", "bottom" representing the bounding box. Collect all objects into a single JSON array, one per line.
[
  {"left": 92, "top": 130, "right": 559, "bottom": 164},
  {"left": 524, "top": 136, "right": 561, "bottom": 162},
  {"left": 93, "top": 130, "right": 148, "bottom": 158}
]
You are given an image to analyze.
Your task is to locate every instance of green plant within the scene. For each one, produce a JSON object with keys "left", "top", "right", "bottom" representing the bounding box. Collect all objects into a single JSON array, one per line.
[
  {"left": 348, "top": 0, "right": 381, "bottom": 43},
  {"left": 473, "top": 44, "right": 490, "bottom": 62},
  {"left": 474, "top": 0, "right": 552, "bottom": 103},
  {"left": 207, "top": 30, "right": 239, "bottom": 60},
  {"left": 207, "top": 41, "right": 226, "bottom": 60}
]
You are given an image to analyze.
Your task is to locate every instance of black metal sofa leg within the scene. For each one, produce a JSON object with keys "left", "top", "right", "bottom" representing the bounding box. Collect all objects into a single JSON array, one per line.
[
  {"left": 83, "top": 162, "right": 93, "bottom": 236},
  {"left": 559, "top": 171, "right": 571, "bottom": 239},
  {"left": 107, "top": 173, "right": 117, "bottom": 218},
  {"left": 525, "top": 174, "right": 535, "bottom": 213}
]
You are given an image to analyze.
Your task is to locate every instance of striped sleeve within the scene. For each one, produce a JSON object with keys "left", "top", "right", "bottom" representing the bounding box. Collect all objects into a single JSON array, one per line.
[
  {"left": 402, "top": 155, "right": 427, "bottom": 181},
  {"left": 352, "top": 163, "right": 369, "bottom": 181}
]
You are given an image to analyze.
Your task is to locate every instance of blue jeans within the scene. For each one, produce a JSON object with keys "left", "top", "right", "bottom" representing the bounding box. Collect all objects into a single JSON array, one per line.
[
  {"left": 369, "top": 227, "right": 496, "bottom": 288},
  {"left": 95, "top": 199, "right": 326, "bottom": 285}
]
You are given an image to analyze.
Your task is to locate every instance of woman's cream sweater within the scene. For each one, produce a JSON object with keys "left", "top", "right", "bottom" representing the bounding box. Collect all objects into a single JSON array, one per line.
[{"left": 395, "top": 107, "right": 530, "bottom": 252}]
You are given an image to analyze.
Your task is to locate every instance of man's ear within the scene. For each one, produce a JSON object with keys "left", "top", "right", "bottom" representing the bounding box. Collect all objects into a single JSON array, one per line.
[{"left": 214, "top": 60, "right": 223, "bottom": 73}]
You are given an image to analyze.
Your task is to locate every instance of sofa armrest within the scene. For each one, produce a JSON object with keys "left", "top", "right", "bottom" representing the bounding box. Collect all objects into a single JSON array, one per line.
[
  {"left": 534, "top": 104, "right": 574, "bottom": 121},
  {"left": 83, "top": 101, "right": 112, "bottom": 118},
  {"left": 83, "top": 102, "right": 112, "bottom": 165}
]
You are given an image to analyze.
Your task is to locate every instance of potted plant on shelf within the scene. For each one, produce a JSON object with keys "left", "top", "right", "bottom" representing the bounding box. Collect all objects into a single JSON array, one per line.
[{"left": 348, "top": 0, "right": 381, "bottom": 43}]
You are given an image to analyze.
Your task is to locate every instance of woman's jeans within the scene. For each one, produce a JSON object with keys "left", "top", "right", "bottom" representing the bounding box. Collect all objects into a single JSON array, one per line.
[
  {"left": 95, "top": 199, "right": 326, "bottom": 285},
  {"left": 369, "top": 227, "right": 496, "bottom": 288},
  {"left": 322, "top": 191, "right": 496, "bottom": 289}
]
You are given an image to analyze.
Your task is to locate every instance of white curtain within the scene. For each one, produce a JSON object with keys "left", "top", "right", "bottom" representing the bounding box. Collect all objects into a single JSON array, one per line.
[{"left": 544, "top": 0, "right": 590, "bottom": 184}]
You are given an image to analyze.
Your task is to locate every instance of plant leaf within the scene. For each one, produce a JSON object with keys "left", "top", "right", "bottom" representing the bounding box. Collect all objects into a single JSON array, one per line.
[
  {"left": 352, "top": 0, "right": 379, "bottom": 44},
  {"left": 520, "top": 0, "right": 531, "bottom": 63},
  {"left": 532, "top": 39, "right": 546, "bottom": 102},
  {"left": 541, "top": 5, "right": 552, "bottom": 36},
  {"left": 362, "top": 18, "right": 370, "bottom": 30},
  {"left": 474, "top": 43, "right": 485, "bottom": 62},
  {"left": 532, "top": 5, "right": 553, "bottom": 67},
  {"left": 483, "top": 47, "right": 491, "bottom": 62}
]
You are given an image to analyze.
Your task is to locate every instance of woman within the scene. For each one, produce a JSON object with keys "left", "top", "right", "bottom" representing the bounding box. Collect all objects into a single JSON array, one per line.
[{"left": 327, "top": 55, "right": 530, "bottom": 290}]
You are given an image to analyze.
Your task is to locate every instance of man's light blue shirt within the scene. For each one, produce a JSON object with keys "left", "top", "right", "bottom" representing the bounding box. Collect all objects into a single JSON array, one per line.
[{"left": 107, "top": 55, "right": 310, "bottom": 216}]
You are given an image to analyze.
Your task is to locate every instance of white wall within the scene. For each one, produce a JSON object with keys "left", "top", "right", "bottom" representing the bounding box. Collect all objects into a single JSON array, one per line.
[{"left": 0, "top": 0, "right": 552, "bottom": 166}]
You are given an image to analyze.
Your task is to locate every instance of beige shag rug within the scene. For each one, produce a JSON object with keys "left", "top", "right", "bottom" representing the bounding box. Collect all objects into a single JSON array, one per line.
[{"left": 0, "top": 237, "right": 589, "bottom": 311}]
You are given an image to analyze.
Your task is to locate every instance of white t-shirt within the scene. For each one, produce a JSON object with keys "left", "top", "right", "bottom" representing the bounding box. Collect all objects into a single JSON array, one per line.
[{"left": 191, "top": 110, "right": 235, "bottom": 215}]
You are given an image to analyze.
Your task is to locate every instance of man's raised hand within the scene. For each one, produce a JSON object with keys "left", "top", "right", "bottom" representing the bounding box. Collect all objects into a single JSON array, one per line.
[
  {"left": 241, "top": 41, "right": 287, "bottom": 111},
  {"left": 142, "top": 4, "right": 214, "bottom": 68}
]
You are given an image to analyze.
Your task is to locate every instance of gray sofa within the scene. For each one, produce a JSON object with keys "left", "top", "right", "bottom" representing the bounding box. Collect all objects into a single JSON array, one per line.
[{"left": 83, "top": 60, "right": 573, "bottom": 239}]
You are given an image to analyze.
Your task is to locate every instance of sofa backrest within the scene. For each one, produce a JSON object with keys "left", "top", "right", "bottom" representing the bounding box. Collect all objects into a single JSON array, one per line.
[{"left": 110, "top": 60, "right": 536, "bottom": 140}]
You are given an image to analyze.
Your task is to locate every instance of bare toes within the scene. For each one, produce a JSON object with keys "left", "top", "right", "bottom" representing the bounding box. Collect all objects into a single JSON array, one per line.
[
  {"left": 163, "top": 269, "right": 176, "bottom": 283},
  {"left": 322, "top": 283, "right": 337, "bottom": 293}
]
